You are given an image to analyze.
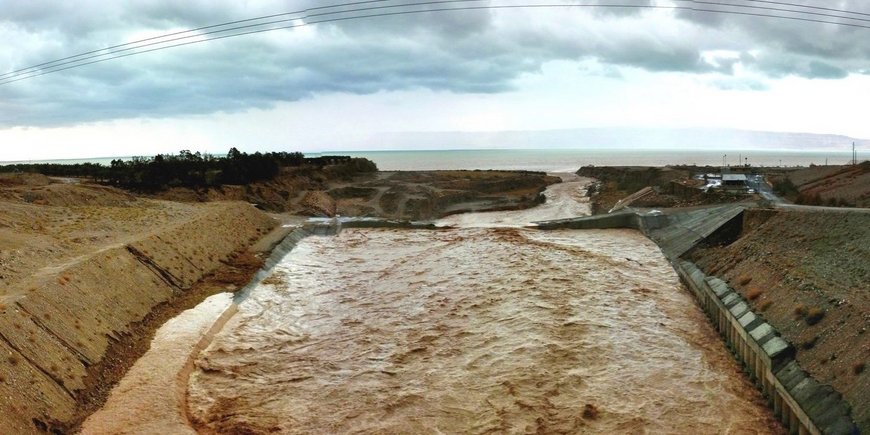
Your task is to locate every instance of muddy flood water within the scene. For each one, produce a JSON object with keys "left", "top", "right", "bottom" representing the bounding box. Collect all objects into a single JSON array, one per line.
[
  {"left": 186, "top": 226, "right": 781, "bottom": 434},
  {"left": 86, "top": 175, "right": 783, "bottom": 434}
]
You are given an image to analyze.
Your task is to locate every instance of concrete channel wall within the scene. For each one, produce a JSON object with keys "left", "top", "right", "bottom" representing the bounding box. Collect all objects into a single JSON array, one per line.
[
  {"left": 536, "top": 209, "right": 858, "bottom": 434},
  {"left": 676, "top": 261, "right": 857, "bottom": 435},
  {"left": 266, "top": 216, "right": 859, "bottom": 434},
  {"left": 234, "top": 223, "right": 341, "bottom": 303},
  {"left": 535, "top": 209, "right": 656, "bottom": 232}
]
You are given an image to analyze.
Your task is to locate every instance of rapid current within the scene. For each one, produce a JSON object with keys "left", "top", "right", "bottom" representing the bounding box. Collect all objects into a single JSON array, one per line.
[{"left": 85, "top": 175, "right": 783, "bottom": 434}]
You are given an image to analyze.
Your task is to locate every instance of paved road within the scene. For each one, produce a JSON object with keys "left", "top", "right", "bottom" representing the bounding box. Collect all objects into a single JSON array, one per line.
[
  {"left": 746, "top": 174, "right": 784, "bottom": 203},
  {"left": 774, "top": 203, "right": 870, "bottom": 213},
  {"left": 747, "top": 174, "right": 870, "bottom": 213}
]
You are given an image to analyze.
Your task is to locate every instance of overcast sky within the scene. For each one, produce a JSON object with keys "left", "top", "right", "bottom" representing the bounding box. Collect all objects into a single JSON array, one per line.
[{"left": 1, "top": 0, "right": 869, "bottom": 160}]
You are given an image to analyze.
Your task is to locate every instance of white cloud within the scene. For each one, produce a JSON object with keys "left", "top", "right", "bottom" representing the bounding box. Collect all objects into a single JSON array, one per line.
[
  {"left": 2, "top": 0, "right": 870, "bottom": 158},
  {"left": 3, "top": 61, "right": 869, "bottom": 161}
]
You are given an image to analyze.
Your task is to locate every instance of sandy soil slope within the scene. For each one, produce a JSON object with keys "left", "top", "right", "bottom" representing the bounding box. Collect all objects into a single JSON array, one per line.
[
  {"left": 0, "top": 176, "right": 277, "bottom": 433},
  {"left": 691, "top": 209, "right": 870, "bottom": 431},
  {"left": 785, "top": 163, "right": 870, "bottom": 207}
]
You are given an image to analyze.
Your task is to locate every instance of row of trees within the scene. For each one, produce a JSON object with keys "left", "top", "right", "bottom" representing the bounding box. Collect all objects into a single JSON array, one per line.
[
  {"left": 106, "top": 149, "right": 290, "bottom": 189},
  {"left": 1, "top": 148, "right": 372, "bottom": 191}
]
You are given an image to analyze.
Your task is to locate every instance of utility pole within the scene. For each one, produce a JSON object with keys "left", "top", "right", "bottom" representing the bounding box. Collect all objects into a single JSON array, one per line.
[{"left": 854, "top": 142, "right": 858, "bottom": 165}]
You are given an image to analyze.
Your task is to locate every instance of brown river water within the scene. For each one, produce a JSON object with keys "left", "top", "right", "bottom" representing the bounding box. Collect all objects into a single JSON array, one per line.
[{"left": 84, "top": 175, "right": 783, "bottom": 434}]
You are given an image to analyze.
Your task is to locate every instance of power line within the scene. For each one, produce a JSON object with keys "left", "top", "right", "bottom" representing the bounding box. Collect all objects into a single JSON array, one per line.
[
  {"left": 4, "top": 1, "right": 864, "bottom": 85},
  {"left": 678, "top": 0, "right": 870, "bottom": 23},
  {"left": 0, "top": 0, "right": 407, "bottom": 80},
  {"left": 734, "top": 0, "right": 870, "bottom": 18},
  {"left": 7, "top": 0, "right": 870, "bottom": 84},
  {"left": 5, "top": 0, "right": 869, "bottom": 84},
  {"left": 2, "top": 0, "right": 503, "bottom": 83},
  {"left": 3, "top": 0, "right": 870, "bottom": 86}
]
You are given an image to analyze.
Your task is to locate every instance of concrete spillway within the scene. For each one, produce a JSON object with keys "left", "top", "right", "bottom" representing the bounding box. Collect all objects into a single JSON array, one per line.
[{"left": 536, "top": 203, "right": 745, "bottom": 259}]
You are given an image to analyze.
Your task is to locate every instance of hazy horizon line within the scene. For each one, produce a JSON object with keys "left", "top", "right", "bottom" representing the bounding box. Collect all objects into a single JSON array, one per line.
[{"left": 1, "top": 146, "right": 860, "bottom": 166}]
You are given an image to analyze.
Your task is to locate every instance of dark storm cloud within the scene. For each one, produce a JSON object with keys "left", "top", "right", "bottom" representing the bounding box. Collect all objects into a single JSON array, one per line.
[
  {"left": 1, "top": 0, "right": 868, "bottom": 127},
  {"left": 742, "top": 55, "right": 850, "bottom": 80},
  {"left": 599, "top": 42, "right": 710, "bottom": 73},
  {"left": 674, "top": 0, "right": 870, "bottom": 77}
]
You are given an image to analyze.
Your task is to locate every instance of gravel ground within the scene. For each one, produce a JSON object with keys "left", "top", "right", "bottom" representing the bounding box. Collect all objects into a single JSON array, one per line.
[{"left": 691, "top": 209, "right": 870, "bottom": 431}]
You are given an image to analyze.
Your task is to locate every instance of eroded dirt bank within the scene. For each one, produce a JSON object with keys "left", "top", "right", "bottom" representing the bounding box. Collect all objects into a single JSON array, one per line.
[
  {"left": 0, "top": 181, "right": 277, "bottom": 433},
  {"left": 153, "top": 168, "right": 560, "bottom": 220},
  {"left": 435, "top": 173, "right": 592, "bottom": 227},
  {"left": 187, "top": 227, "right": 783, "bottom": 434}
]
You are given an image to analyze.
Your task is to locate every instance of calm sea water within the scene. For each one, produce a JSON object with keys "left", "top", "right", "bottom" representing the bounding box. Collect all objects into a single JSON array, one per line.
[
  {"left": 0, "top": 157, "right": 135, "bottom": 167},
  {"left": 332, "top": 149, "right": 854, "bottom": 171},
  {"left": 1, "top": 149, "right": 854, "bottom": 172}
]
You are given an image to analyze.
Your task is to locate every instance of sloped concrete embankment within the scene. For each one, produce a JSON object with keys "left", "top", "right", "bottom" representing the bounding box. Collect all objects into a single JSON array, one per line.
[
  {"left": 537, "top": 207, "right": 859, "bottom": 434},
  {"left": 535, "top": 209, "right": 651, "bottom": 231},
  {"left": 233, "top": 223, "right": 339, "bottom": 303},
  {"left": 79, "top": 218, "right": 433, "bottom": 433},
  {"left": 0, "top": 203, "right": 276, "bottom": 434},
  {"left": 676, "top": 261, "right": 857, "bottom": 435}
]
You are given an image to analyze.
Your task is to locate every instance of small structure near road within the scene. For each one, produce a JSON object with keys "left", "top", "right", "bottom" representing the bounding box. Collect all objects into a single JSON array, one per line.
[
  {"left": 722, "top": 173, "right": 748, "bottom": 191},
  {"left": 699, "top": 172, "right": 752, "bottom": 194}
]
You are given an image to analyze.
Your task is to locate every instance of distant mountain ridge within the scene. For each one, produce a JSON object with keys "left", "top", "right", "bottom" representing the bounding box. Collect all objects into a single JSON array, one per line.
[{"left": 362, "top": 128, "right": 869, "bottom": 151}]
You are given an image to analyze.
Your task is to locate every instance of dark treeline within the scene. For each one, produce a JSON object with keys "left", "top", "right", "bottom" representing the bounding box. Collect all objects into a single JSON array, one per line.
[{"left": 0, "top": 148, "right": 374, "bottom": 190}]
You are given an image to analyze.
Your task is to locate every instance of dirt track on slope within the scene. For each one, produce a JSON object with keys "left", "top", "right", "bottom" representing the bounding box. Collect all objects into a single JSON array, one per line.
[{"left": 0, "top": 176, "right": 277, "bottom": 433}]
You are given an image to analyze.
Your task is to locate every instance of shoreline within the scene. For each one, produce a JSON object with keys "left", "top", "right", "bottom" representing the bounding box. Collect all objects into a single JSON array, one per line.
[
  {"left": 79, "top": 292, "right": 234, "bottom": 434},
  {"left": 68, "top": 222, "right": 293, "bottom": 432},
  {"left": 80, "top": 223, "right": 337, "bottom": 433},
  {"left": 70, "top": 255, "right": 256, "bottom": 432}
]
